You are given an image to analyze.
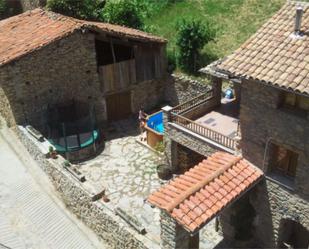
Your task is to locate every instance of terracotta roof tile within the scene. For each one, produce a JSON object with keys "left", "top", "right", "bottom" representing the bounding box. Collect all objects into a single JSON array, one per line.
[
  {"left": 147, "top": 152, "right": 263, "bottom": 233},
  {"left": 202, "top": 2, "right": 309, "bottom": 95},
  {"left": 0, "top": 8, "right": 166, "bottom": 67}
]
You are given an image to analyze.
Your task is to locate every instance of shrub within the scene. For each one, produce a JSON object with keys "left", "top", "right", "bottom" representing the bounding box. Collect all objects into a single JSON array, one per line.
[
  {"left": 46, "top": 0, "right": 104, "bottom": 20},
  {"left": 102, "top": 0, "right": 144, "bottom": 30},
  {"left": 176, "top": 19, "right": 215, "bottom": 74},
  {"left": 0, "top": 0, "right": 6, "bottom": 19},
  {"left": 167, "top": 49, "right": 177, "bottom": 73},
  {"left": 154, "top": 141, "right": 165, "bottom": 153}
]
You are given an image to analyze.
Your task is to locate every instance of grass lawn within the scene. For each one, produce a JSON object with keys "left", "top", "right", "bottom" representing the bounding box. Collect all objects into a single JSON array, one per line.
[{"left": 144, "top": 0, "right": 286, "bottom": 67}]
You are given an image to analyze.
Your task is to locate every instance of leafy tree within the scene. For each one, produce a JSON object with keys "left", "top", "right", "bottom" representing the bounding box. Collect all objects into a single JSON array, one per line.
[
  {"left": 101, "top": 0, "right": 144, "bottom": 30},
  {"left": 0, "top": 0, "right": 6, "bottom": 19},
  {"left": 176, "top": 19, "right": 215, "bottom": 74},
  {"left": 46, "top": 0, "right": 104, "bottom": 20}
]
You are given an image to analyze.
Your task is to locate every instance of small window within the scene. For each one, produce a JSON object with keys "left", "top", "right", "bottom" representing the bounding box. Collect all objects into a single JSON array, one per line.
[{"left": 270, "top": 144, "right": 298, "bottom": 178}]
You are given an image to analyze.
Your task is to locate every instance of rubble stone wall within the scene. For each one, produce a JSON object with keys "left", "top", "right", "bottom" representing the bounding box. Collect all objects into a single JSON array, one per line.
[
  {"left": 165, "top": 74, "right": 211, "bottom": 106},
  {"left": 0, "top": 31, "right": 105, "bottom": 131},
  {"left": 17, "top": 127, "right": 157, "bottom": 249},
  {"left": 239, "top": 78, "right": 309, "bottom": 247}
]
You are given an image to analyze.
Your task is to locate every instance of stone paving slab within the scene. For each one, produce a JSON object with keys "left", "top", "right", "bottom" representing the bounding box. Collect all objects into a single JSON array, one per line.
[{"left": 79, "top": 118, "right": 225, "bottom": 248}]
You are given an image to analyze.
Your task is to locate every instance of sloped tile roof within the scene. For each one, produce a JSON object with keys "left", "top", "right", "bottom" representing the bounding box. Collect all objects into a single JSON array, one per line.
[
  {"left": 0, "top": 8, "right": 166, "bottom": 67},
  {"left": 147, "top": 152, "right": 263, "bottom": 233},
  {"left": 202, "top": 1, "right": 309, "bottom": 95}
]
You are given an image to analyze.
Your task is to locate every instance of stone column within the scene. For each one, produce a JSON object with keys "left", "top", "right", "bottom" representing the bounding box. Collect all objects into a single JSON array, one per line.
[
  {"left": 162, "top": 105, "right": 178, "bottom": 173},
  {"left": 160, "top": 211, "right": 199, "bottom": 249},
  {"left": 211, "top": 76, "right": 222, "bottom": 106}
]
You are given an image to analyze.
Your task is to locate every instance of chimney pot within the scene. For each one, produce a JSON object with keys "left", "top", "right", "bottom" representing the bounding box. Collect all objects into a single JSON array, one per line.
[{"left": 295, "top": 7, "right": 303, "bottom": 34}]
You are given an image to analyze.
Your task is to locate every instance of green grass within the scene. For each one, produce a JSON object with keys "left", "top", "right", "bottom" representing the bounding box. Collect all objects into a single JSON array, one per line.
[{"left": 144, "top": 0, "right": 285, "bottom": 67}]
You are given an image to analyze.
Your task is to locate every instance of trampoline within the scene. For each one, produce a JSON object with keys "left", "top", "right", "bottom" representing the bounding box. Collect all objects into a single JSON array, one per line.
[
  {"left": 49, "top": 130, "right": 99, "bottom": 152},
  {"left": 47, "top": 100, "right": 100, "bottom": 155}
]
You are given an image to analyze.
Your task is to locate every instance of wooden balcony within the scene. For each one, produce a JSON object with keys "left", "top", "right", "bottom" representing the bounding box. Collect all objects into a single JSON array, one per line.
[
  {"left": 169, "top": 90, "right": 240, "bottom": 152},
  {"left": 98, "top": 59, "right": 136, "bottom": 93}
]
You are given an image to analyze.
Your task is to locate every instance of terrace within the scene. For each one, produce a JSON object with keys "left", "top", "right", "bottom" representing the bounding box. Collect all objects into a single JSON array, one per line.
[{"left": 167, "top": 84, "right": 241, "bottom": 153}]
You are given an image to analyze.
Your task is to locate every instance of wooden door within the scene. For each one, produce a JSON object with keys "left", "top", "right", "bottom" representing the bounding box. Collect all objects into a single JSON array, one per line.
[{"left": 106, "top": 91, "right": 132, "bottom": 121}]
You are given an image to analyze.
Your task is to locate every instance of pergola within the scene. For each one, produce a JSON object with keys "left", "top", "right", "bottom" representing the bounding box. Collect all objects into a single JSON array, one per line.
[{"left": 148, "top": 151, "right": 263, "bottom": 249}]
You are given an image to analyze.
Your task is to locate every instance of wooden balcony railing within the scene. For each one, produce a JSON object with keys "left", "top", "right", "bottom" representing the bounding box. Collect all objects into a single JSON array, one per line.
[
  {"left": 172, "top": 89, "right": 214, "bottom": 114},
  {"left": 170, "top": 112, "right": 237, "bottom": 151}
]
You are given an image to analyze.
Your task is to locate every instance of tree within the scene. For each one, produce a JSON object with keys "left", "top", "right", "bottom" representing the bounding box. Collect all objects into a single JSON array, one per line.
[
  {"left": 46, "top": 0, "right": 104, "bottom": 20},
  {"left": 0, "top": 0, "right": 6, "bottom": 19},
  {"left": 101, "top": 0, "right": 144, "bottom": 30},
  {"left": 176, "top": 19, "right": 215, "bottom": 74}
]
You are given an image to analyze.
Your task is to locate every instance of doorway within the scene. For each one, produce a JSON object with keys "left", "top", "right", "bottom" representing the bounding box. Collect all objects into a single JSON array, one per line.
[{"left": 106, "top": 91, "right": 132, "bottom": 121}]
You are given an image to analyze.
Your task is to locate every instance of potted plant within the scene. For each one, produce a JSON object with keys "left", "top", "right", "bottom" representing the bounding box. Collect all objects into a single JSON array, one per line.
[
  {"left": 63, "top": 160, "right": 71, "bottom": 168},
  {"left": 48, "top": 146, "right": 58, "bottom": 159}
]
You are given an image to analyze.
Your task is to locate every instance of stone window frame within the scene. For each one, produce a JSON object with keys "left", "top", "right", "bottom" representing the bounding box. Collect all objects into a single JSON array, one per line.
[{"left": 264, "top": 141, "right": 300, "bottom": 190}]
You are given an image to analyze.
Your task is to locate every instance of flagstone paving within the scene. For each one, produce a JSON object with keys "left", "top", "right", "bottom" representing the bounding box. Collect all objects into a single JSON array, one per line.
[{"left": 78, "top": 118, "right": 225, "bottom": 248}]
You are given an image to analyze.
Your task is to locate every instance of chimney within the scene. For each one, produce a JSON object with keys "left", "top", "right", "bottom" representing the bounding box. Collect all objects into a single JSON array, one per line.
[{"left": 295, "top": 7, "right": 303, "bottom": 34}]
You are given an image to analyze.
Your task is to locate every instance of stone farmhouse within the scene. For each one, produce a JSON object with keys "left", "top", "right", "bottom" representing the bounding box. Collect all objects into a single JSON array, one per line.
[
  {"left": 0, "top": 8, "right": 167, "bottom": 132},
  {"left": 149, "top": 1, "right": 309, "bottom": 248}
]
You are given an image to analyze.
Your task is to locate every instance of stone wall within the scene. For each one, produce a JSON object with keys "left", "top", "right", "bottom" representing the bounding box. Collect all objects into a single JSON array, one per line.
[
  {"left": 0, "top": 30, "right": 105, "bottom": 132},
  {"left": 239, "top": 78, "right": 309, "bottom": 247},
  {"left": 132, "top": 77, "right": 173, "bottom": 114},
  {"left": 165, "top": 74, "right": 211, "bottom": 106},
  {"left": 176, "top": 143, "right": 205, "bottom": 174},
  {"left": 17, "top": 126, "right": 157, "bottom": 249},
  {"left": 162, "top": 109, "right": 221, "bottom": 174}
]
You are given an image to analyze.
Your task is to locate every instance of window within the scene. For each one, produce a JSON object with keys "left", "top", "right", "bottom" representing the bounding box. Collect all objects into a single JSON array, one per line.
[
  {"left": 270, "top": 144, "right": 298, "bottom": 178},
  {"left": 281, "top": 92, "right": 309, "bottom": 113}
]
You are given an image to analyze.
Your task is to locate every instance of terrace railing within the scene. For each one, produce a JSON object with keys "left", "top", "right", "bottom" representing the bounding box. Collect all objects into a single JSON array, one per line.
[
  {"left": 170, "top": 113, "right": 237, "bottom": 150},
  {"left": 172, "top": 89, "right": 214, "bottom": 114}
]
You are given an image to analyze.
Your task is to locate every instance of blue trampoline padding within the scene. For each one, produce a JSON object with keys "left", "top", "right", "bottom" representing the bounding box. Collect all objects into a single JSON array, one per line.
[
  {"left": 147, "top": 111, "right": 164, "bottom": 134},
  {"left": 49, "top": 130, "right": 99, "bottom": 152}
]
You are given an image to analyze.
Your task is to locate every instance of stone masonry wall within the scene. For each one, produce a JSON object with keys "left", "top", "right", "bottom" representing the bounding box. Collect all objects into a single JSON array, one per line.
[
  {"left": 0, "top": 30, "right": 104, "bottom": 131},
  {"left": 165, "top": 74, "right": 211, "bottom": 106},
  {"left": 131, "top": 76, "right": 173, "bottom": 114},
  {"left": 162, "top": 110, "right": 220, "bottom": 173},
  {"left": 17, "top": 127, "right": 156, "bottom": 249},
  {"left": 239, "top": 78, "right": 309, "bottom": 247}
]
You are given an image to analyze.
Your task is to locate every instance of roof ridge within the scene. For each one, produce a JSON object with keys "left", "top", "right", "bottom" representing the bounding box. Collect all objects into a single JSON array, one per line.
[{"left": 163, "top": 154, "right": 243, "bottom": 213}]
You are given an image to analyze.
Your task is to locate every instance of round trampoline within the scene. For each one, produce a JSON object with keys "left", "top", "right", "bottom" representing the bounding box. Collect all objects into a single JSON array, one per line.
[
  {"left": 47, "top": 100, "right": 100, "bottom": 160},
  {"left": 49, "top": 130, "right": 99, "bottom": 152}
]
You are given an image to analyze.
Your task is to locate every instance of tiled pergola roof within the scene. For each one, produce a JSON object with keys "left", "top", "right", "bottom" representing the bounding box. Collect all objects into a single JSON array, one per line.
[{"left": 148, "top": 152, "right": 263, "bottom": 233}]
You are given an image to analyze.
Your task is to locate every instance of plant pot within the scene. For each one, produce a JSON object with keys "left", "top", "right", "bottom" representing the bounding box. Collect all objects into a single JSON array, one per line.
[
  {"left": 50, "top": 151, "right": 58, "bottom": 159},
  {"left": 157, "top": 164, "right": 172, "bottom": 180}
]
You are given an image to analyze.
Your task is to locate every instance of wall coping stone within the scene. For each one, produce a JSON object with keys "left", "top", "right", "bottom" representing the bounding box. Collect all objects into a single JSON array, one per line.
[{"left": 16, "top": 125, "right": 160, "bottom": 249}]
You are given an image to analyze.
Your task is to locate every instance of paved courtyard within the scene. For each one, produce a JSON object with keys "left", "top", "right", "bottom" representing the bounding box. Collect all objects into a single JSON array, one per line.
[{"left": 78, "top": 118, "right": 225, "bottom": 248}]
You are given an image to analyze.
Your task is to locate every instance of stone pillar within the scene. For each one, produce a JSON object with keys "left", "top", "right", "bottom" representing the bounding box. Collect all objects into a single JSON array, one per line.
[
  {"left": 160, "top": 211, "right": 199, "bottom": 249},
  {"left": 211, "top": 76, "right": 222, "bottom": 106},
  {"left": 162, "top": 105, "right": 178, "bottom": 173}
]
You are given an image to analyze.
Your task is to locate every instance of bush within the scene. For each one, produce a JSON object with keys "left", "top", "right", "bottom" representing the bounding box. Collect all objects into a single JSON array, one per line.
[
  {"left": 154, "top": 141, "right": 165, "bottom": 153},
  {"left": 176, "top": 19, "right": 215, "bottom": 74},
  {"left": 46, "top": 0, "right": 104, "bottom": 20},
  {"left": 0, "top": 0, "right": 6, "bottom": 19},
  {"left": 102, "top": 0, "right": 144, "bottom": 30}
]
